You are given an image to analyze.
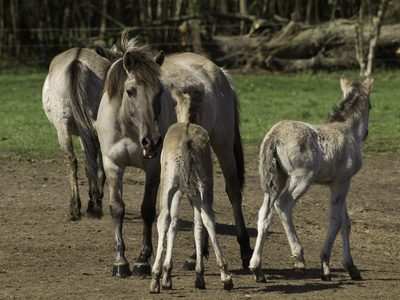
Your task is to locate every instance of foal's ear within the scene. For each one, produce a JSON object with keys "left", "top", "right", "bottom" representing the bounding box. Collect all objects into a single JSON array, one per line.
[
  {"left": 123, "top": 52, "right": 135, "bottom": 72},
  {"left": 363, "top": 75, "right": 374, "bottom": 93},
  {"left": 340, "top": 75, "right": 351, "bottom": 97},
  {"left": 154, "top": 50, "right": 165, "bottom": 66}
]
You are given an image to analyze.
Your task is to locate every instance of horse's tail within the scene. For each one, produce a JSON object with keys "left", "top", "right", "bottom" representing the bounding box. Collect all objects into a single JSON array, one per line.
[
  {"left": 259, "top": 135, "right": 285, "bottom": 195},
  {"left": 178, "top": 139, "right": 202, "bottom": 198},
  {"left": 66, "top": 59, "right": 100, "bottom": 181},
  {"left": 227, "top": 74, "right": 245, "bottom": 191}
]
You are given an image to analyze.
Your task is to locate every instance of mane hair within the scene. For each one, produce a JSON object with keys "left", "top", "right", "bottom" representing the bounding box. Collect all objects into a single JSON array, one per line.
[
  {"left": 103, "top": 30, "right": 161, "bottom": 101},
  {"left": 325, "top": 80, "right": 369, "bottom": 123},
  {"left": 86, "top": 40, "right": 122, "bottom": 61}
]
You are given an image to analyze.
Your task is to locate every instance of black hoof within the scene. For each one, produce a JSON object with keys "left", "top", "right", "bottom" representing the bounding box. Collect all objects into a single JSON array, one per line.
[
  {"left": 295, "top": 267, "right": 305, "bottom": 275},
  {"left": 112, "top": 264, "right": 132, "bottom": 277},
  {"left": 321, "top": 274, "right": 331, "bottom": 281},
  {"left": 224, "top": 280, "right": 234, "bottom": 291},
  {"left": 351, "top": 274, "right": 363, "bottom": 281},
  {"left": 132, "top": 263, "right": 151, "bottom": 276},
  {"left": 181, "top": 259, "right": 196, "bottom": 271},
  {"left": 241, "top": 249, "right": 253, "bottom": 271}
]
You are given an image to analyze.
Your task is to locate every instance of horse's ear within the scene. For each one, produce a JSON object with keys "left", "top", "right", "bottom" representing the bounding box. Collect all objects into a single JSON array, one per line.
[
  {"left": 340, "top": 75, "right": 351, "bottom": 97},
  {"left": 111, "top": 44, "right": 118, "bottom": 53},
  {"left": 123, "top": 52, "right": 135, "bottom": 72},
  {"left": 155, "top": 50, "right": 165, "bottom": 66},
  {"left": 363, "top": 75, "right": 374, "bottom": 93}
]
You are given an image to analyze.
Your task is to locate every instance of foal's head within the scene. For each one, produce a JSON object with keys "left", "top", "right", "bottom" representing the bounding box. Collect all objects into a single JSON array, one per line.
[
  {"left": 104, "top": 30, "right": 165, "bottom": 158},
  {"left": 327, "top": 75, "right": 374, "bottom": 141},
  {"left": 170, "top": 83, "right": 205, "bottom": 124}
]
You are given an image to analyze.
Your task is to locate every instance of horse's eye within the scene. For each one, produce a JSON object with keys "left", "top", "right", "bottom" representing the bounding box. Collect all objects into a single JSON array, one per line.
[{"left": 126, "top": 88, "right": 136, "bottom": 98}]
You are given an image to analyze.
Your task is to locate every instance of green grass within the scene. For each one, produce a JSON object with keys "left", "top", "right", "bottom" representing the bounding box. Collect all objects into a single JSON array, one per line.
[
  {"left": 233, "top": 70, "right": 400, "bottom": 153},
  {"left": 0, "top": 68, "right": 399, "bottom": 164}
]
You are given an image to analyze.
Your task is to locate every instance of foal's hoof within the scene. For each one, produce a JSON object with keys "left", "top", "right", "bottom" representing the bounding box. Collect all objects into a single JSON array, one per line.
[
  {"left": 132, "top": 262, "right": 151, "bottom": 276},
  {"left": 149, "top": 278, "right": 161, "bottom": 294},
  {"left": 295, "top": 267, "right": 306, "bottom": 275},
  {"left": 346, "top": 265, "right": 363, "bottom": 280},
  {"left": 86, "top": 202, "right": 103, "bottom": 219},
  {"left": 181, "top": 258, "right": 196, "bottom": 271},
  {"left": 250, "top": 267, "right": 267, "bottom": 283},
  {"left": 195, "top": 275, "right": 206, "bottom": 290},
  {"left": 112, "top": 264, "right": 132, "bottom": 277}
]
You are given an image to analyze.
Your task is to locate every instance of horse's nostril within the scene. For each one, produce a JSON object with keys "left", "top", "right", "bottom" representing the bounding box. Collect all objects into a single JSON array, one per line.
[
  {"left": 141, "top": 137, "right": 151, "bottom": 149},
  {"left": 155, "top": 136, "right": 163, "bottom": 148}
]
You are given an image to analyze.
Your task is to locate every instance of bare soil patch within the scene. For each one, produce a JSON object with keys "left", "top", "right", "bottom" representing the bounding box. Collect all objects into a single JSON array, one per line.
[{"left": 1, "top": 148, "right": 399, "bottom": 299}]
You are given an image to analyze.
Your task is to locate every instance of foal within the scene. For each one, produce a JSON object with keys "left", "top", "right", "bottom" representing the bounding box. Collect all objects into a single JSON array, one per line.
[
  {"left": 249, "top": 75, "right": 373, "bottom": 283},
  {"left": 150, "top": 84, "right": 233, "bottom": 293}
]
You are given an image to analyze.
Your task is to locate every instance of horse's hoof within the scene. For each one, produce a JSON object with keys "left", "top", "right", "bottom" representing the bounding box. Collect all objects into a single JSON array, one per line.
[
  {"left": 351, "top": 274, "right": 363, "bottom": 281},
  {"left": 195, "top": 278, "right": 206, "bottom": 290},
  {"left": 68, "top": 215, "right": 81, "bottom": 222},
  {"left": 149, "top": 279, "right": 161, "bottom": 294},
  {"left": 112, "top": 264, "right": 132, "bottom": 277},
  {"left": 132, "top": 263, "right": 151, "bottom": 276},
  {"left": 180, "top": 259, "right": 196, "bottom": 271},
  {"left": 295, "top": 267, "right": 305, "bottom": 275},
  {"left": 321, "top": 274, "right": 331, "bottom": 281},
  {"left": 223, "top": 280, "right": 234, "bottom": 291},
  {"left": 346, "top": 265, "right": 363, "bottom": 280},
  {"left": 241, "top": 249, "right": 253, "bottom": 271},
  {"left": 250, "top": 267, "right": 267, "bottom": 283}
]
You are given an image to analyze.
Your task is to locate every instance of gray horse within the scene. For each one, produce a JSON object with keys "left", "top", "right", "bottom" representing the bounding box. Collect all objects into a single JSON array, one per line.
[
  {"left": 249, "top": 75, "right": 373, "bottom": 283},
  {"left": 97, "top": 30, "right": 252, "bottom": 277},
  {"left": 43, "top": 42, "right": 121, "bottom": 220}
]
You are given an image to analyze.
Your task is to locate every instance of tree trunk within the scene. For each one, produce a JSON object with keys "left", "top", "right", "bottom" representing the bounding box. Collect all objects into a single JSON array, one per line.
[
  {"left": 355, "top": 0, "right": 366, "bottom": 75},
  {"left": 365, "top": 0, "right": 388, "bottom": 76},
  {"left": 99, "top": 0, "right": 108, "bottom": 39}
]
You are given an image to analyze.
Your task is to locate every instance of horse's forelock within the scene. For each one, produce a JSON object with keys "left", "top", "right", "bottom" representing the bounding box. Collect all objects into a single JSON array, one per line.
[
  {"left": 126, "top": 47, "right": 161, "bottom": 87},
  {"left": 104, "top": 58, "right": 127, "bottom": 101}
]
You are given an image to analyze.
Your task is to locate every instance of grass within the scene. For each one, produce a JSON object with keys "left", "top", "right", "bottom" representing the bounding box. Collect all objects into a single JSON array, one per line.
[{"left": 0, "top": 68, "right": 399, "bottom": 163}]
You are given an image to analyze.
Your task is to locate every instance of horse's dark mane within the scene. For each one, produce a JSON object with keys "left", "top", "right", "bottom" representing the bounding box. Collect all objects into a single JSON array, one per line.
[
  {"left": 87, "top": 40, "right": 122, "bottom": 61},
  {"left": 184, "top": 84, "right": 205, "bottom": 125},
  {"left": 325, "top": 81, "right": 369, "bottom": 123},
  {"left": 104, "top": 31, "right": 161, "bottom": 101}
]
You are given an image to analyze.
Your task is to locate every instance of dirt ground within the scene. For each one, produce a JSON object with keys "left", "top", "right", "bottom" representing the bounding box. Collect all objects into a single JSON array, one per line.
[{"left": 1, "top": 147, "right": 399, "bottom": 299}]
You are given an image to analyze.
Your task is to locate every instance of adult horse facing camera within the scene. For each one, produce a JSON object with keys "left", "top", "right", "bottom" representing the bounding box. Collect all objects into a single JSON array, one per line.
[{"left": 96, "top": 30, "right": 252, "bottom": 277}]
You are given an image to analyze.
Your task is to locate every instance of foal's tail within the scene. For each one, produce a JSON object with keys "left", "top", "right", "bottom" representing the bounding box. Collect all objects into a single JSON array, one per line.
[
  {"left": 178, "top": 138, "right": 211, "bottom": 198},
  {"left": 259, "top": 136, "right": 286, "bottom": 195},
  {"left": 66, "top": 59, "right": 100, "bottom": 183}
]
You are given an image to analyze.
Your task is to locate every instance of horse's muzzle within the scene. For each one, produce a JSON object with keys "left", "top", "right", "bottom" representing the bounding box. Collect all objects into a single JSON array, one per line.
[{"left": 141, "top": 136, "right": 163, "bottom": 159}]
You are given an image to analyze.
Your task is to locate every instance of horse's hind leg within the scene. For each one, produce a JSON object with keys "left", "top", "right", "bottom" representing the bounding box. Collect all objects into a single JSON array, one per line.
[
  {"left": 249, "top": 193, "right": 276, "bottom": 283},
  {"left": 320, "top": 180, "right": 361, "bottom": 281},
  {"left": 57, "top": 129, "right": 81, "bottom": 220},
  {"left": 192, "top": 199, "right": 206, "bottom": 290},
  {"left": 212, "top": 148, "right": 252, "bottom": 269},
  {"left": 275, "top": 174, "right": 316, "bottom": 274},
  {"left": 200, "top": 193, "right": 233, "bottom": 290}
]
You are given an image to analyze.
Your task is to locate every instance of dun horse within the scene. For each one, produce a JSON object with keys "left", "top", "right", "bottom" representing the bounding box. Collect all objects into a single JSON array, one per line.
[
  {"left": 249, "top": 75, "right": 373, "bottom": 283},
  {"left": 150, "top": 85, "right": 233, "bottom": 293},
  {"left": 42, "top": 42, "right": 121, "bottom": 220},
  {"left": 97, "top": 30, "right": 252, "bottom": 277}
]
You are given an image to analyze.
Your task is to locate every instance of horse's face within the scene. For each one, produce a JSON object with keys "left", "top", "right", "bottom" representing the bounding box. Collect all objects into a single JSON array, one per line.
[{"left": 122, "top": 50, "right": 165, "bottom": 159}]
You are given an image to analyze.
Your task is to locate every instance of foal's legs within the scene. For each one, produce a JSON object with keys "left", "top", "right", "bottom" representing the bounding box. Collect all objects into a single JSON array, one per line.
[
  {"left": 249, "top": 193, "right": 276, "bottom": 283},
  {"left": 320, "top": 180, "right": 362, "bottom": 281},
  {"left": 57, "top": 128, "right": 81, "bottom": 220},
  {"left": 274, "top": 174, "right": 315, "bottom": 274},
  {"left": 199, "top": 191, "right": 233, "bottom": 290},
  {"left": 150, "top": 182, "right": 179, "bottom": 294}
]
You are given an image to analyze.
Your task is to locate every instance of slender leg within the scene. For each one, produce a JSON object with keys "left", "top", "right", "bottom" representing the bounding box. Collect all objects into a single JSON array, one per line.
[
  {"left": 249, "top": 193, "right": 275, "bottom": 283},
  {"left": 320, "top": 179, "right": 361, "bottom": 280},
  {"left": 58, "top": 129, "right": 81, "bottom": 220},
  {"left": 192, "top": 199, "right": 206, "bottom": 289},
  {"left": 150, "top": 183, "right": 175, "bottom": 294},
  {"left": 105, "top": 161, "right": 131, "bottom": 277},
  {"left": 200, "top": 192, "right": 233, "bottom": 290},
  {"left": 162, "top": 189, "right": 182, "bottom": 290},
  {"left": 212, "top": 150, "right": 252, "bottom": 270},
  {"left": 274, "top": 174, "right": 315, "bottom": 274},
  {"left": 133, "top": 161, "right": 161, "bottom": 275}
]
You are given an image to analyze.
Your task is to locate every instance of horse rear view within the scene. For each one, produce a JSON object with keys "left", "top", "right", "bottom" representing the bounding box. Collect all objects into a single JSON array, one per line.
[
  {"left": 42, "top": 44, "right": 120, "bottom": 220},
  {"left": 249, "top": 75, "right": 373, "bottom": 283},
  {"left": 150, "top": 84, "right": 233, "bottom": 293}
]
